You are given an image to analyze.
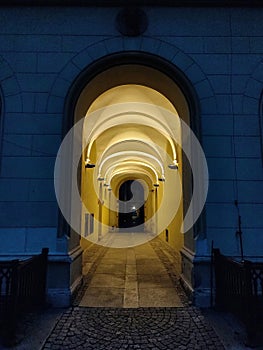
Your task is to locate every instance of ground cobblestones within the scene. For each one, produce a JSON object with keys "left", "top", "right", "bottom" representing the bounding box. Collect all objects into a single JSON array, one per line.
[{"left": 42, "top": 307, "right": 224, "bottom": 350}]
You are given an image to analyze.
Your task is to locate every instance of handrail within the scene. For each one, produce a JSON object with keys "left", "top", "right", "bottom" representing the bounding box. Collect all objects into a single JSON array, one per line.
[
  {"left": 213, "top": 248, "right": 263, "bottom": 346},
  {"left": 0, "top": 248, "right": 49, "bottom": 346}
]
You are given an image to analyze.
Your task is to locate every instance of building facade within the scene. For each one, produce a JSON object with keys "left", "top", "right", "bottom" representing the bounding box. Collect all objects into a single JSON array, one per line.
[{"left": 0, "top": 2, "right": 262, "bottom": 307}]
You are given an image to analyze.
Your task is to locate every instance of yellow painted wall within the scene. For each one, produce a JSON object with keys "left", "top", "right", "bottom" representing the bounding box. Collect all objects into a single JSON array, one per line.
[
  {"left": 80, "top": 144, "right": 99, "bottom": 249},
  {"left": 158, "top": 139, "right": 184, "bottom": 268}
]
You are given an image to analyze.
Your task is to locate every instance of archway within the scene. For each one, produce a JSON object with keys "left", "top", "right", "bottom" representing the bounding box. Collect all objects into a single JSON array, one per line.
[
  {"left": 80, "top": 83, "right": 181, "bottom": 248},
  {"left": 118, "top": 180, "right": 145, "bottom": 230},
  {"left": 59, "top": 52, "right": 204, "bottom": 304}
]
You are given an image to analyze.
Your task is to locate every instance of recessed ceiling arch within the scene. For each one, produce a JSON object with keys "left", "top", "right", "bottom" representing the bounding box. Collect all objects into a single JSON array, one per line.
[
  {"left": 84, "top": 105, "right": 179, "bottom": 163},
  {"left": 103, "top": 161, "right": 159, "bottom": 185},
  {"left": 97, "top": 151, "right": 165, "bottom": 178},
  {"left": 98, "top": 138, "right": 164, "bottom": 163}
]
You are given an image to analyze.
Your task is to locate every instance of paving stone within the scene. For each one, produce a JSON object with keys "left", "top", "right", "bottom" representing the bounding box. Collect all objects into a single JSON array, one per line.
[
  {"left": 40, "top": 239, "right": 225, "bottom": 349},
  {"left": 42, "top": 306, "right": 225, "bottom": 350}
]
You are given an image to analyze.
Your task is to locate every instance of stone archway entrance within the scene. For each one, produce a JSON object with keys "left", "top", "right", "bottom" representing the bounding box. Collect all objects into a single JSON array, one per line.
[
  {"left": 75, "top": 68, "right": 190, "bottom": 307},
  {"left": 60, "top": 52, "right": 205, "bottom": 306}
]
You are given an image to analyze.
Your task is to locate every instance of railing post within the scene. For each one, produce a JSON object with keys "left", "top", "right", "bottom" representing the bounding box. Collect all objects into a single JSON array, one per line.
[
  {"left": 4, "top": 260, "right": 19, "bottom": 346},
  {"left": 210, "top": 241, "right": 214, "bottom": 308},
  {"left": 213, "top": 249, "right": 263, "bottom": 348},
  {"left": 213, "top": 249, "right": 222, "bottom": 309},
  {"left": 40, "top": 248, "right": 49, "bottom": 307},
  {"left": 1, "top": 248, "right": 49, "bottom": 346},
  {"left": 243, "top": 260, "right": 255, "bottom": 346}
]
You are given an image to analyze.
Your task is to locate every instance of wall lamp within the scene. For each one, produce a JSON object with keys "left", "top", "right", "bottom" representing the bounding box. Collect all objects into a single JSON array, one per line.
[
  {"left": 168, "top": 160, "right": 179, "bottom": 170},
  {"left": 85, "top": 159, "right": 95, "bottom": 168}
]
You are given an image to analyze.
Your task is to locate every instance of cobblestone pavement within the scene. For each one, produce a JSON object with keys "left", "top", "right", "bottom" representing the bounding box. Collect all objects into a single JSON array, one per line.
[
  {"left": 42, "top": 238, "right": 225, "bottom": 349},
  {"left": 42, "top": 307, "right": 225, "bottom": 350}
]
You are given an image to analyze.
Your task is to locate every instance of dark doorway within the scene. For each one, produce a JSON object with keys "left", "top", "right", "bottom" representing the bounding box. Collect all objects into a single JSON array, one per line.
[{"left": 118, "top": 180, "right": 145, "bottom": 229}]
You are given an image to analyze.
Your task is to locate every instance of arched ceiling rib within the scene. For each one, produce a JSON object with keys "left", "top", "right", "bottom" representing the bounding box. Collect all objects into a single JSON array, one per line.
[
  {"left": 84, "top": 108, "right": 178, "bottom": 163},
  {"left": 99, "top": 139, "right": 164, "bottom": 163},
  {"left": 103, "top": 161, "right": 160, "bottom": 185},
  {"left": 97, "top": 151, "right": 165, "bottom": 178}
]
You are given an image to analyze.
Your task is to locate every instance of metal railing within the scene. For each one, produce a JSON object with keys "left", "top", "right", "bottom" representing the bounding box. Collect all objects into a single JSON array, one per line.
[
  {"left": 0, "top": 248, "right": 49, "bottom": 345},
  {"left": 213, "top": 248, "right": 263, "bottom": 344}
]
